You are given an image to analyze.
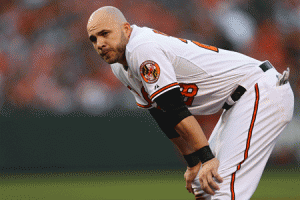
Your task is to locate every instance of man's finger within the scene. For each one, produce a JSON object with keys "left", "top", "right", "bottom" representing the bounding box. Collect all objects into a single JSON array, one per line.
[
  {"left": 212, "top": 170, "right": 223, "bottom": 183},
  {"left": 207, "top": 173, "right": 220, "bottom": 191},
  {"left": 201, "top": 178, "right": 215, "bottom": 195},
  {"left": 185, "top": 181, "right": 193, "bottom": 193}
]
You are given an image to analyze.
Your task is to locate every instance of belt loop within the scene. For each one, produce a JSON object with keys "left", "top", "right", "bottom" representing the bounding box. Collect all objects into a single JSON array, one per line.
[
  {"left": 259, "top": 61, "right": 273, "bottom": 72},
  {"left": 222, "top": 85, "right": 246, "bottom": 110}
]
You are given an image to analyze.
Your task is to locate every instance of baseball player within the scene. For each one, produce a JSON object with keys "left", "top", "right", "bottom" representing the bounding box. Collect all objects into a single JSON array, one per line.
[{"left": 87, "top": 6, "right": 294, "bottom": 200}]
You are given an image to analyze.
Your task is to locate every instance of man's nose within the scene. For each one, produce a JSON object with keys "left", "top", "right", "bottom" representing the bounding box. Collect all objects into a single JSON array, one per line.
[{"left": 96, "top": 38, "right": 106, "bottom": 50}]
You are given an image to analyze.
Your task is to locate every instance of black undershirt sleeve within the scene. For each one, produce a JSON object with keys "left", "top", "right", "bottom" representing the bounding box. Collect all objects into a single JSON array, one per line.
[
  {"left": 154, "top": 88, "right": 192, "bottom": 127},
  {"left": 148, "top": 88, "right": 192, "bottom": 139},
  {"left": 148, "top": 108, "right": 180, "bottom": 139}
]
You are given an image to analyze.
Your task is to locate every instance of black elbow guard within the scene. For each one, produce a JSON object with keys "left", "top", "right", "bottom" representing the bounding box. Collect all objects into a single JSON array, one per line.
[{"left": 154, "top": 88, "right": 192, "bottom": 128}]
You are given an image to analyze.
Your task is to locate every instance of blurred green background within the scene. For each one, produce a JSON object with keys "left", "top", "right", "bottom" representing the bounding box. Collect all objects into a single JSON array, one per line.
[{"left": 0, "top": 0, "right": 299, "bottom": 199}]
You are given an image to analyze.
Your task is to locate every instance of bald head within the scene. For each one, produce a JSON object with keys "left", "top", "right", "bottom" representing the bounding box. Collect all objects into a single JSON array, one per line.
[
  {"left": 87, "top": 6, "right": 132, "bottom": 65},
  {"left": 87, "top": 6, "right": 128, "bottom": 31}
]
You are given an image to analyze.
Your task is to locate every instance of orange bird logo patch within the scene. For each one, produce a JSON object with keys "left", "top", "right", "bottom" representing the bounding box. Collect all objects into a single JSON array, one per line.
[{"left": 140, "top": 60, "right": 160, "bottom": 84}]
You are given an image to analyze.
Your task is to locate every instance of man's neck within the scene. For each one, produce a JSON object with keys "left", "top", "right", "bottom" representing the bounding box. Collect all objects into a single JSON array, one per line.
[
  {"left": 118, "top": 26, "right": 132, "bottom": 70},
  {"left": 118, "top": 56, "right": 128, "bottom": 70}
]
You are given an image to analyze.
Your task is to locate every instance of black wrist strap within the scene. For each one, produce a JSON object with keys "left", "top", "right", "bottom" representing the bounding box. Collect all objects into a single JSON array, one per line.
[
  {"left": 183, "top": 151, "right": 200, "bottom": 167},
  {"left": 183, "top": 145, "right": 215, "bottom": 167},
  {"left": 196, "top": 145, "right": 215, "bottom": 164}
]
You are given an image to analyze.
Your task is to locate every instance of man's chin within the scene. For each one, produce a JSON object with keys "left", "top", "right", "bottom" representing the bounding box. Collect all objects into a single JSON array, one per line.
[
  {"left": 105, "top": 59, "right": 118, "bottom": 65},
  {"left": 101, "top": 54, "right": 119, "bottom": 64},
  {"left": 101, "top": 57, "right": 117, "bottom": 64}
]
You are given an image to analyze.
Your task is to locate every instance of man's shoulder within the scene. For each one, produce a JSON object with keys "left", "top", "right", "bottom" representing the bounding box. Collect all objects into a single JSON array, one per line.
[
  {"left": 126, "top": 25, "right": 161, "bottom": 53},
  {"left": 110, "top": 63, "right": 123, "bottom": 75}
]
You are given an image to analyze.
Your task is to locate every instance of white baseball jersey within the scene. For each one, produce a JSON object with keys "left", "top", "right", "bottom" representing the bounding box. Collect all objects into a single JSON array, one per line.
[{"left": 111, "top": 25, "right": 263, "bottom": 115}]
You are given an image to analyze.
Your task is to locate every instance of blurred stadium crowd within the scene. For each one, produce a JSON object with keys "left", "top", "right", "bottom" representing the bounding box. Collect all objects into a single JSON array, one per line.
[
  {"left": 0, "top": 0, "right": 299, "bottom": 114},
  {"left": 0, "top": 0, "right": 299, "bottom": 159},
  {"left": 0, "top": 0, "right": 300, "bottom": 166}
]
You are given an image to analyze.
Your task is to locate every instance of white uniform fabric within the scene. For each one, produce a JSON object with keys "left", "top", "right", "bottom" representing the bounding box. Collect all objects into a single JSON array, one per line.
[
  {"left": 110, "top": 25, "right": 294, "bottom": 199},
  {"left": 111, "top": 25, "right": 263, "bottom": 115}
]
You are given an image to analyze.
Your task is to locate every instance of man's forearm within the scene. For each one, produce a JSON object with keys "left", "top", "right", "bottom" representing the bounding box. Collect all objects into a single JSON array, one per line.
[
  {"left": 151, "top": 88, "right": 211, "bottom": 164},
  {"left": 170, "top": 136, "right": 195, "bottom": 156},
  {"left": 174, "top": 115, "right": 209, "bottom": 152}
]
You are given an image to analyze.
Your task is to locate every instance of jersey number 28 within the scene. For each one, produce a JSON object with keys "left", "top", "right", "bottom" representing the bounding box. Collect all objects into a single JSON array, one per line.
[
  {"left": 179, "top": 83, "right": 198, "bottom": 106},
  {"left": 153, "top": 29, "right": 219, "bottom": 52}
]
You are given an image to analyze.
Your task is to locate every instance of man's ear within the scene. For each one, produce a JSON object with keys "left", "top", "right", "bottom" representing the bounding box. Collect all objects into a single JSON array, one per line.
[{"left": 123, "top": 22, "right": 131, "bottom": 37}]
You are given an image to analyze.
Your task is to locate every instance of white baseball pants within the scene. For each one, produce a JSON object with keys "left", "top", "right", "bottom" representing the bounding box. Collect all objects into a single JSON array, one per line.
[{"left": 192, "top": 67, "right": 294, "bottom": 199}]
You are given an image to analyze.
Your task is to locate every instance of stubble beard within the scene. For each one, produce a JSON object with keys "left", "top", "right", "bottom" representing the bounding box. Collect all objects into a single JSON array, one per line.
[{"left": 105, "top": 32, "right": 127, "bottom": 64}]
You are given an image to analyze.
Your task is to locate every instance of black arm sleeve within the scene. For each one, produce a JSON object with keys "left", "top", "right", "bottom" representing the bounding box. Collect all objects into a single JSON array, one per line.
[
  {"left": 153, "top": 88, "right": 192, "bottom": 128},
  {"left": 149, "top": 108, "right": 180, "bottom": 139}
]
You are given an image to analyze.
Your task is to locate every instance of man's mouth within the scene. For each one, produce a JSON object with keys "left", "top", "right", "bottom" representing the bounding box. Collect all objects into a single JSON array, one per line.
[{"left": 101, "top": 50, "right": 111, "bottom": 57}]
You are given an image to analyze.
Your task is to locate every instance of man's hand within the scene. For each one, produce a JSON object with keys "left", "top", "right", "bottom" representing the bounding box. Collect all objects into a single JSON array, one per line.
[
  {"left": 184, "top": 162, "right": 201, "bottom": 194},
  {"left": 198, "top": 158, "right": 223, "bottom": 195}
]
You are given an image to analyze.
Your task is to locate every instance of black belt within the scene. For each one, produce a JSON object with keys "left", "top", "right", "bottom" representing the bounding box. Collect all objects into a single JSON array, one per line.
[{"left": 222, "top": 62, "right": 273, "bottom": 110}]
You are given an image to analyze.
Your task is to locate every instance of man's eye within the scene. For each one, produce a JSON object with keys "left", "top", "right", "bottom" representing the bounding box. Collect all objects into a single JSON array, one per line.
[
  {"left": 103, "top": 32, "right": 108, "bottom": 36},
  {"left": 89, "top": 36, "right": 96, "bottom": 42}
]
